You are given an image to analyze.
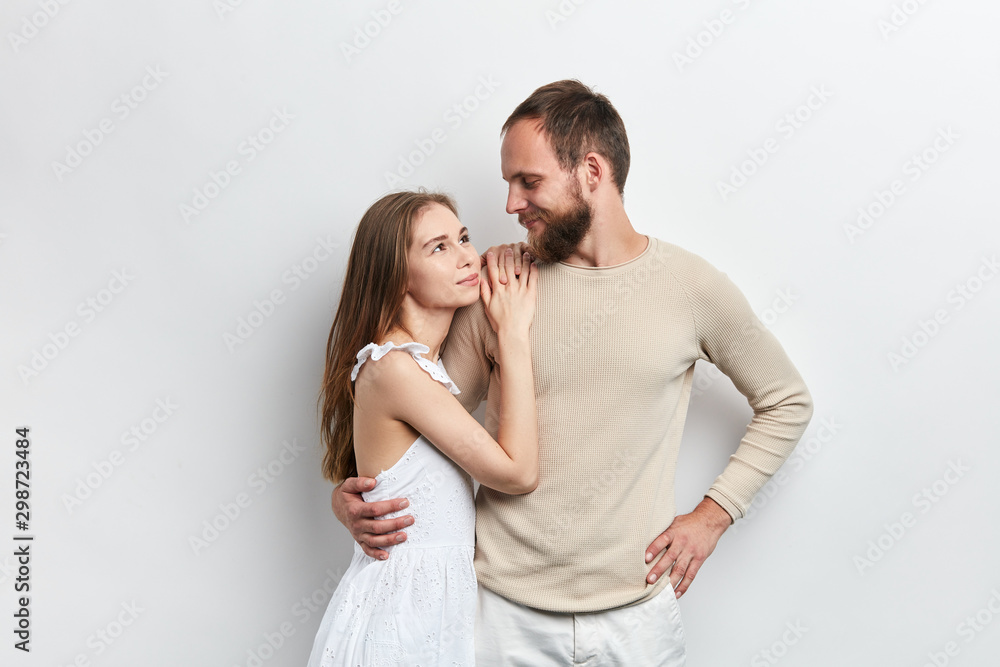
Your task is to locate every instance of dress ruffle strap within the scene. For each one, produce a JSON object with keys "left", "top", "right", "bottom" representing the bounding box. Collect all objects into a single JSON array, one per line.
[{"left": 350, "top": 341, "right": 461, "bottom": 395}]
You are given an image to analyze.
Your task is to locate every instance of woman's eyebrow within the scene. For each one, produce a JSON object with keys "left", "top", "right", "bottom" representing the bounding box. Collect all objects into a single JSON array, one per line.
[{"left": 421, "top": 227, "right": 468, "bottom": 249}]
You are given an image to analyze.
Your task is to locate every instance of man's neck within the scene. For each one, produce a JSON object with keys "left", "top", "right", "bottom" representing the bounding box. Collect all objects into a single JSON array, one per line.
[{"left": 561, "top": 208, "right": 647, "bottom": 267}]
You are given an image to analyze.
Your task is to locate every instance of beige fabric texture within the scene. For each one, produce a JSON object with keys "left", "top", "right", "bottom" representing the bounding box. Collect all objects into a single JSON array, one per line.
[{"left": 442, "top": 236, "right": 814, "bottom": 612}]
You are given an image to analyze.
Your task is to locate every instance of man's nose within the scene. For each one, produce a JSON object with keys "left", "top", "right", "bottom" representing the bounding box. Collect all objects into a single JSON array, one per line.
[{"left": 506, "top": 187, "right": 526, "bottom": 215}]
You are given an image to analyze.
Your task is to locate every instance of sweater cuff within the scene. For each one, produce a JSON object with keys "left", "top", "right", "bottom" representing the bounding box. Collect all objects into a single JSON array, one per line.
[{"left": 705, "top": 488, "right": 742, "bottom": 523}]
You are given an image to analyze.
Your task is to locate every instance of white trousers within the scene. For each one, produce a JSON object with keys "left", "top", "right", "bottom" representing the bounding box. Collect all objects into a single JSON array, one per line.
[{"left": 475, "top": 584, "right": 686, "bottom": 666}]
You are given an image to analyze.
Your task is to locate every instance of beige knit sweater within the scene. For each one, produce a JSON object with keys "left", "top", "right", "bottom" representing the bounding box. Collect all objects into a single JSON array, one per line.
[{"left": 442, "top": 236, "right": 813, "bottom": 612}]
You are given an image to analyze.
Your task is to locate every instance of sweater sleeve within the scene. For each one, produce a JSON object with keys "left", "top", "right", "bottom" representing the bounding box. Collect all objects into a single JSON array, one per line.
[
  {"left": 441, "top": 299, "right": 494, "bottom": 415},
  {"left": 677, "top": 258, "right": 814, "bottom": 521}
]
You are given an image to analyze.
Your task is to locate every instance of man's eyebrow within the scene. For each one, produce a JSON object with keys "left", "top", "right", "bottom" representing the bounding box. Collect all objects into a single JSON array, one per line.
[
  {"left": 421, "top": 227, "right": 468, "bottom": 249},
  {"left": 502, "top": 171, "right": 541, "bottom": 183}
]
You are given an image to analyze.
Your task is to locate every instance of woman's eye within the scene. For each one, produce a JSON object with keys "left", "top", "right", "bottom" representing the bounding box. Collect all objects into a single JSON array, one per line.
[
  {"left": 433, "top": 243, "right": 445, "bottom": 252},
  {"left": 460, "top": 235, "right": 470, "bottom": 244}
]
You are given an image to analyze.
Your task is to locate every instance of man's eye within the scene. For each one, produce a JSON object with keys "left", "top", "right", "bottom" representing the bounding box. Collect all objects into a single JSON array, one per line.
[{"left": 525, "top": 180, "right": 539, "bottom": 189}]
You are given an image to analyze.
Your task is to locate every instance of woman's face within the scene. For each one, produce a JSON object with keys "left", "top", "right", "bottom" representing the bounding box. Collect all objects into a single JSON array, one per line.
[{"left": 404, "top": 203, "right": 481, "bottom": 311}]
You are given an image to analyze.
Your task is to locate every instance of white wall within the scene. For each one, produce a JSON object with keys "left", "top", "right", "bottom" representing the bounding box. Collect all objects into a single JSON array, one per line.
[{"left": 2, "top": 1, "right": 998, "bottom": 665}]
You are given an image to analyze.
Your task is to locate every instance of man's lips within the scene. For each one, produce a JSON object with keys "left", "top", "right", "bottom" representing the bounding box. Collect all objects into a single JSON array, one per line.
[{"left": 458, "top": 273, "right": 479, "bottom": 286}]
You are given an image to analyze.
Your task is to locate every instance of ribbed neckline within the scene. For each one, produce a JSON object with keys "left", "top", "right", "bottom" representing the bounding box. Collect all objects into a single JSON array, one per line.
[{"left": 551, "top": 236, "right": 655, "bottom": 276}]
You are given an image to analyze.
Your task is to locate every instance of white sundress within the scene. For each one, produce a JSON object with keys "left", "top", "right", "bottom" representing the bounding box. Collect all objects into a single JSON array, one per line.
[{"left": 306, "top": 341, "right": 478, "bottom": 667}]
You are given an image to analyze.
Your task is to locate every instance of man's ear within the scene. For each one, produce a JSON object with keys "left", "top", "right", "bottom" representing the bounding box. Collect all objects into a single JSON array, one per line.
[{"left": 581, "top": 152, "right": 604, "bottom": 193}]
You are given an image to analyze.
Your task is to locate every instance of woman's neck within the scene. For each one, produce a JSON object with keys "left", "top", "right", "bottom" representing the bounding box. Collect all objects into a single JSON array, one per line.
[{"left": 381, "top": 306, "right": 456, "bottom": 363}]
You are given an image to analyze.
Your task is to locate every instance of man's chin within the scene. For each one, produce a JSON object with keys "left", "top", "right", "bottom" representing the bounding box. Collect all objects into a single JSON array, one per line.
[{"left": 523, "top": 236, "right": 548, "bottom": 264}]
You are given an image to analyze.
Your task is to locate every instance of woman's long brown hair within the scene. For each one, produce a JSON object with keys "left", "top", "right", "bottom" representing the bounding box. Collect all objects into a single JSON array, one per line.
[{"left": 318, "top": 190, "right": 458, "bottom": 483}]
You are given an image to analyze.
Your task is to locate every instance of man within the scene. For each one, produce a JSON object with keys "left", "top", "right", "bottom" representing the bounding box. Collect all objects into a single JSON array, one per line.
[{"left": 332, "top": 80, "right": 814, "bottom": 665}]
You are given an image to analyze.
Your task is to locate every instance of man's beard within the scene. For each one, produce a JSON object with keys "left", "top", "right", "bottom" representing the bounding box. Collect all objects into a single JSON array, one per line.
[{"left": 525, "top": 184, "right": 593, "bottom": 264}]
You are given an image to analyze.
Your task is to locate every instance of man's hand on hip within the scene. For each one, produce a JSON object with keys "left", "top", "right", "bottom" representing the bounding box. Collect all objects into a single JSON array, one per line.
[
  {"left": 644, "top": 496, "right": 732, "bottom": 599},
  {"left": 331, "top": 477, "right": 413, "bottom": 560}
]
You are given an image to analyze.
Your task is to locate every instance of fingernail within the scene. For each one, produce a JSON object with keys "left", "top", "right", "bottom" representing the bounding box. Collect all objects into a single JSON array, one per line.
[
  {"left": 649, "top": 573, "right": 657, "bottom": 583},
  {"left": 405, "top": 517, "right": 414, "bottom": 526},
  {"left": 380, "top": 554, "right": 388, "bottom": 560},
  {"left": 399, "top": 499, "right": 409, "bottom": 509},
  {"left": 396, "top": 534, "right": 405, "bottom": 542},
  {"left": 645, "top": 553, "right": 652, "bottom": 563}
]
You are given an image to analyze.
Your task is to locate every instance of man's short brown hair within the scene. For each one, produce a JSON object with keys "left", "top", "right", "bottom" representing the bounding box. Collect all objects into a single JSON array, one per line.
[{"left": 502, "top": 79, "right": 630, "bottom": 196}]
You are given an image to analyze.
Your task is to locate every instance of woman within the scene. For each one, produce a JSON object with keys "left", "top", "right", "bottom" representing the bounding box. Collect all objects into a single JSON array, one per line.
[{"left": 307, "top": 190, "right": 538, "bottom": 666}]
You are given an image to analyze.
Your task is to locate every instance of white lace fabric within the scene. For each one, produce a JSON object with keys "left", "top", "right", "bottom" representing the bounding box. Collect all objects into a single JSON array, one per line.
[
  {"left": 350, "top": 341, "right": 461, "bottom": 395},
  {"left": 306, "top": 343, "right": 476, "bottom": 666}
]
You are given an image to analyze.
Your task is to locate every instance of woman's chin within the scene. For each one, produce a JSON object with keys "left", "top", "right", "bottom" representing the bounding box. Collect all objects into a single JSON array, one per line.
[{"left": 455, "top": 289, "right": 480, "bottom": 308}]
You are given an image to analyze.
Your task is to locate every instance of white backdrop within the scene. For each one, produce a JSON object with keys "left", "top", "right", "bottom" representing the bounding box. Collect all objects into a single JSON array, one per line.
[{"left": 2, "top": 1, "right": 999, "bottom": 665}]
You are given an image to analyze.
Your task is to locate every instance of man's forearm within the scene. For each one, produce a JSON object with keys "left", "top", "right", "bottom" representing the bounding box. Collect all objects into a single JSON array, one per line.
[
  {"left": 705, "top": 380, "right": 813, "bottom": 522},
  {"left": 331, "top": 481, "right": 348, "bottom": 526}
]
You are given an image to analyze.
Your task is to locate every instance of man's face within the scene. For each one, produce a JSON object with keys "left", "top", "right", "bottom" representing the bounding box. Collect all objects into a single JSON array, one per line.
[{"left": 500, "top": 119, "right": 593, "bottom": 264}]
